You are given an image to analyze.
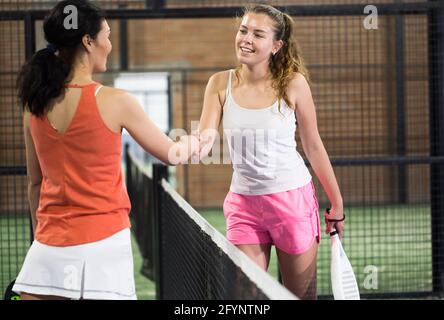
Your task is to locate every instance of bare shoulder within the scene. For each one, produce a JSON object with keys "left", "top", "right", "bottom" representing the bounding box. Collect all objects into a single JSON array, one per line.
[
  {"left": 206, "top": 70, "right": 232, "bottom": 107},
  {"left": 287, "top": 72, "right": 312, "bottom": 109},
  {"left": 288, "top": 72, "right": 310, "bottom": 92},
  {"left": 95, "top": 86, "right": 143, "bottom": 130},
  {"left": 208, "top": 70, "right": 231, "bottom": 91},
  {"left": 96, "top": 86, "right": 141, "bottom": 113},
  {"left": 98, "top": 86, "right": 135, "bottom": 103}
]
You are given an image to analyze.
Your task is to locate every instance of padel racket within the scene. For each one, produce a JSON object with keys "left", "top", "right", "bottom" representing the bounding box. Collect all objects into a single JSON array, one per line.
[{"left": 330, "top": 229, "right": 360, "bottom": 300}]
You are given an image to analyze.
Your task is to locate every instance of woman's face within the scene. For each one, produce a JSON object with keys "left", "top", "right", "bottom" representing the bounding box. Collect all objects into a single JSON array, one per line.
[
  {"left": 235, "top": 13, "right": 281, "bottom": 67},
  {"left": 91, "top": 19, "right": 112, "bottom": 73}
]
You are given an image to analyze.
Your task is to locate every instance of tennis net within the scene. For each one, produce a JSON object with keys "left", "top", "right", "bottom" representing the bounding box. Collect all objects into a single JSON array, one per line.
[{"left": 126, "top": 146, "right": 297, "bottom": 300}]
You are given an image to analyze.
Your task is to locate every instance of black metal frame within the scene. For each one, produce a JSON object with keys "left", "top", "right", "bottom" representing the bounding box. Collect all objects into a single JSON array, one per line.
[
  {"left": 5, "top": 155, "right": 444, "bottom": 176},
  {"left": 395, "top": 5, "right": 407, "bottom": 204},
  {"left": 428, "top": 0, "right": 444, "bottom": 296},
  {"left": 1, "top": 2, "right": 444, "bottom": 21}
]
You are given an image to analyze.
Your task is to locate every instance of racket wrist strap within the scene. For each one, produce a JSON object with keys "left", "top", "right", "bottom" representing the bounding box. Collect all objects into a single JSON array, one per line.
[
  {"left": 327, "top": 214, "right": 346, "bottom": 222},
  {"left": 325, "top": 208, "right": 346, "bottom": 222}
]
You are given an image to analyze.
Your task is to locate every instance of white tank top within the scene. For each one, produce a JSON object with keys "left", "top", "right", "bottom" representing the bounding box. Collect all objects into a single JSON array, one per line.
[{"left": 222, "top": 69, "right": 312, "bottom": 195}]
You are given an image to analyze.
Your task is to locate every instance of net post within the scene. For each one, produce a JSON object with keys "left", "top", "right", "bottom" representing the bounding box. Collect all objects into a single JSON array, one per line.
[
  {"left": 429, "top": 0, "right": 444, "bottom": 296},
  {"left": 152, "top": 163, "right": 169, "bottom": 300},
  {"left": 125, "top": 143, "right": 131, "bottom": 198}
]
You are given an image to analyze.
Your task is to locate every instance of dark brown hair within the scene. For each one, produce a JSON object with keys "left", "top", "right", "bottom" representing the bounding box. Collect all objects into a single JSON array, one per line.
[{"left": 17, "top": 0, "right": 105, "bottom": 117}]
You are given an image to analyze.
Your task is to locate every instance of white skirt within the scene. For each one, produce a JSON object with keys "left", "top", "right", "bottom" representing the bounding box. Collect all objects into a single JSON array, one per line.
[{"left": 13, "top": 228, "right": 137, "bottom": 300}]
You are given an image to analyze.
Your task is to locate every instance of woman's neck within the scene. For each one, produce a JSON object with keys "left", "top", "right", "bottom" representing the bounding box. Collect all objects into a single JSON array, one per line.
[
  {"left": 66, "top": 60, "right": 94, "bottom": 85},
  {"left": 239, "top": 63, "right": 271, "bottom": 86}
]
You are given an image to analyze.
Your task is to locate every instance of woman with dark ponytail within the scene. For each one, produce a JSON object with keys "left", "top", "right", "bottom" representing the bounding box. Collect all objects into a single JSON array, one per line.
[
  {"left": 15, "top": 0, "right": 197, "bottom": 300},
  {"left": 197, "top": 4, "right": 344, "bottom": 299}
]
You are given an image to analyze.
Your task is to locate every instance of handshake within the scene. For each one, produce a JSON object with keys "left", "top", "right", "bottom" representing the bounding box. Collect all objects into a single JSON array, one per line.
[{"left": 167, "top": 130, "right": 214, "bottom": 165}]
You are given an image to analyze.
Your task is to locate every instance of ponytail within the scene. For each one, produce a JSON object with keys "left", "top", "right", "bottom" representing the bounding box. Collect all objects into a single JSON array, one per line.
[
  {"left": 269, "top": 12, "right": 310, "bottom": 109},
  {"left": 17, "top": 0, "right": 104, "bottom": 117},
  {"left": 17, "top": 46, "right": 71, "bottom": 117}
]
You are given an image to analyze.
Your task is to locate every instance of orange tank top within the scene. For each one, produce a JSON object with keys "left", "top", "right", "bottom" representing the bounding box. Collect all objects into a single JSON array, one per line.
[{"left": 30, "top": 82, "right": 131, "bottom": 246}]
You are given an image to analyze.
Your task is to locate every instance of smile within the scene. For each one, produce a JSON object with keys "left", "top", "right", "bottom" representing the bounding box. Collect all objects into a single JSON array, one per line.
[{"left": 240, "top": 46, "right": 254, "bottom": 53}]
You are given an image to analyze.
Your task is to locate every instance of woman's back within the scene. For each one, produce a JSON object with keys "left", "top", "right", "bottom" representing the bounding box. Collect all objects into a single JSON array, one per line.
[
  {"left": 18, "top": 0, "right": 197, "bottom": 247},
  {"left": 14, "top": 0, "right": 198, "bottom": 301},
  {"left": 31, "top": 82, "right": 131, "bottom": 247},
  {"left": 47, "top": 84, "right": 124, "bottom": 134}
]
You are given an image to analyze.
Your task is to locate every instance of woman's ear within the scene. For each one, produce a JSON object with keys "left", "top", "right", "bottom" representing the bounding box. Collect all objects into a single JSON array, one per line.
[
  {"left": 273, "top": 39, "right": 284, "bottom": 55},
  {"left": 82, "top": 34, "right": 93, "bottom": 53}
]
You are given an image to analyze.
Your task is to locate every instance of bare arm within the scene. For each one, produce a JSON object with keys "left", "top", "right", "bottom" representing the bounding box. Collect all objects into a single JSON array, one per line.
[
  {"left": 23, "top": 111, "right": 42, "bottom": 234},
  {"left": 118, "top": 90, "right": 198, "bottom": 165},
  {"left": 197, "top": 72, "right": 226, "bottom": 159},
  {"left": 290, "top": 74, "right": 345, "bottom": 238}
]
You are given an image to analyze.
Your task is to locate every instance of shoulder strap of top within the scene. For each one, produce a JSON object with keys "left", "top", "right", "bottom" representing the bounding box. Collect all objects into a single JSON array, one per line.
[
  {"left": 225, "top": 69, "right": 233, "bottom": 101},
  {"left": 94, "top": 85, "right": 104, "bottom": 97}
]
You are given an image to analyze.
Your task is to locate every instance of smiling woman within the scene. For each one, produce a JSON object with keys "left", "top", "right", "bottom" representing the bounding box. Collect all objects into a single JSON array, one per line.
[
  {"left": 235, "top": 5, "right": 310, "bottom": 111},
  {"left": 197, "top": 4, "right": 345, "bottom": 300}
]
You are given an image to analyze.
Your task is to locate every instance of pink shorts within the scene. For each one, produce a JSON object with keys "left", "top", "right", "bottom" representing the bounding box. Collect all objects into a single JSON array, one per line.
[{"left": 223, "top": 181, "right": 321, "bottom": 254}]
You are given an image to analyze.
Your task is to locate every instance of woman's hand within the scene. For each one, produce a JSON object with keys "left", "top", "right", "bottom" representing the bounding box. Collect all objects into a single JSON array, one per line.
[
  {"left": 180, "top": 134, "right": 200, "bottom": 162},
  {"left": 324, "top": 205, "right": 345, "bottom": 240},
  {"left": 168, "top": 134, "right": 200, "bottom": 165}
]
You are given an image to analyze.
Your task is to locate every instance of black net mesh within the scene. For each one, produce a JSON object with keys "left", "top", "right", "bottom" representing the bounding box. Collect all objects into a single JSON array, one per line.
[
  {"left": 163, "top": 0, "right": 430, "bottom": 8},
  {"left": 125, "top": 150, "right": 155, "bottom": 280},
  {"left": 126, "top": 149, "right": 296, "bottom": 299},
  {"left": 160, "top": 188, "right": 270, "bottom": 299},
  {"left": 306, "top": 12, "right": 435, "bottom": 297},
  {"left": 0, "top": 9, "right": 30, "bottom": 298}
]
